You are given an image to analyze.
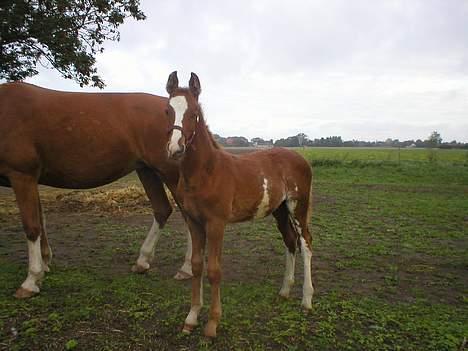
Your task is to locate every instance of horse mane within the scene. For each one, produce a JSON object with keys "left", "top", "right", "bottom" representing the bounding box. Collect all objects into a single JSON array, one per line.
[
  {"left": 173, "top": 88, "right": 221, "bottom": 150},
  {"left": 197, "top": 106, "right": 221, "bottom": 150}
]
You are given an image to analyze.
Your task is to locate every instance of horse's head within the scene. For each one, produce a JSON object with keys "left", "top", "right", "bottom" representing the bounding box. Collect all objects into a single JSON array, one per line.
[{"left": 165, "top": 71, "right": 202, "bottom": 160}]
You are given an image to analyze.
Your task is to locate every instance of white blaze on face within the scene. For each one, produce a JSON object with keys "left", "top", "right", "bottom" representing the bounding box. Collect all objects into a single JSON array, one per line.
[
  {"left": 255, "top": 178, "right": 270, "bottom": 219},
  {"left": 168, "top": 96, "right": 188, "bottom": 155}
]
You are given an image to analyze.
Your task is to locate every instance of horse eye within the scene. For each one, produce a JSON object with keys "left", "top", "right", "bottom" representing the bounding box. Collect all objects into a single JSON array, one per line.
[{"left": 165, "top": 109, "right": 169, "bottom": 115}]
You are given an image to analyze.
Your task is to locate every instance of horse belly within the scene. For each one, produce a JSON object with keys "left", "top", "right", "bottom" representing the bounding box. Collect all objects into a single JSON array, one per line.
[{"left": 38, "top": 148, "right": 137, "bottom": 189}]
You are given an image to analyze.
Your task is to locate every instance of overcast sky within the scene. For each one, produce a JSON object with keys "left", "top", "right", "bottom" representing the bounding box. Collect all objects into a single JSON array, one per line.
[{"left": 27, "top": 0, "right": 468, "bottom": 142}]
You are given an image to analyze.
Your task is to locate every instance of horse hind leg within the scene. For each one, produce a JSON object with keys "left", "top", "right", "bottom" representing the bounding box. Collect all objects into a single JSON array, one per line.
[
  {"left": 39, "top": 200, "right": 52, "bottom": 272},
  {"left": 173, "top": 218, "right": 193, "bottom": 280},
  {"left": 286, "top": 194, "right": 314, "bottom": 310},
  {"left": 132, "top": 168, "right": 173, "bottom": 273},
  {"left": 10, "top": 173, "right": 45, "bottom": 298},
  {"left": 273, "top": 202, "right": 298, "bottom": 299},
  {"left": 0, "top": 175, "right": 11, "bottom": 187}
]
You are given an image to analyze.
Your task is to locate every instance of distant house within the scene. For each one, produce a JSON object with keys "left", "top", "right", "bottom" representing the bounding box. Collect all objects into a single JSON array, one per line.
[
  {"left": 226, "top": 136, "right": 250, "bottom": 147},
  {"left": 252, "top": 138, "right": 274, "bottom": 148}
]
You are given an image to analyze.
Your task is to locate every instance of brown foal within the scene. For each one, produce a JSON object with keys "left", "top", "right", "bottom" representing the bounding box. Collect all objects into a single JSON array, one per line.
[
  {"left": 0, "top": 82, "right": 193, "bottom": 298},
  {"left": 165, "top": 72, "right": 314, "bottom": 337}
]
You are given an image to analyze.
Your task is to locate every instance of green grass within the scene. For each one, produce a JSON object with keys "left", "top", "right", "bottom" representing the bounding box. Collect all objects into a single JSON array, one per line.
[
  {"left": 0, "top": 147, "right": 467, "bottom": 350},
  {"left": 296, "top": 147, "right": 468, "bottom": 165}
]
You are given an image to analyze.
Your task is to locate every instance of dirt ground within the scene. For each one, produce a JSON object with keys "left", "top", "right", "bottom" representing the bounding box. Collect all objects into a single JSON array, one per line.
[{"left": 0, "top": 160, "right": 466, "bottom": 350}]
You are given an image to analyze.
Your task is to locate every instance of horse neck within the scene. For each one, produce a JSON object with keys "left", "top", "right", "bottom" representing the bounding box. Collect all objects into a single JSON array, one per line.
[{"left": 181, "top": 117, "right": 218, "bottom": 178}]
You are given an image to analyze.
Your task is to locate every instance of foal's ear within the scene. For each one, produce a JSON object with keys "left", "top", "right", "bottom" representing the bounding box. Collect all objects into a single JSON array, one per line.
[
  {"left": 166, "top": 71, "right": 179, "bottom": 95},
  {"left": 189, "top": 72, "right": 201, "bottom": 99}
]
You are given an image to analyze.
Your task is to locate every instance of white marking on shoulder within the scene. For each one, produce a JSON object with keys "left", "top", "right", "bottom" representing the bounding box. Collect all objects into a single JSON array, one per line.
[{"left": 255, "top": 178, "right": 270, "bottom": 219}]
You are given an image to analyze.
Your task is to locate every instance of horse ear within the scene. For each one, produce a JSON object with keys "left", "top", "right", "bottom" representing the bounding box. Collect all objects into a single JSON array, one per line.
[
  {"left": 166, "top": 71, "right": 179, "bottom": 95},
  {"left": 189, "top": 72, "right": 201, "bottom": 99}
]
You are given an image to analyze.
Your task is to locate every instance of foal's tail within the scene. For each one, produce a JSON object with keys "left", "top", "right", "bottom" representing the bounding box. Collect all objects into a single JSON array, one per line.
[{"left": 306, "top": 175, "right": 313, "bottom": 227}]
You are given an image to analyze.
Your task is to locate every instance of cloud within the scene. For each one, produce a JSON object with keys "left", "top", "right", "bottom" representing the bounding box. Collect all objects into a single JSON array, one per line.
[{"left": 21, "top": 0, "right": 468, "bottom": 142}]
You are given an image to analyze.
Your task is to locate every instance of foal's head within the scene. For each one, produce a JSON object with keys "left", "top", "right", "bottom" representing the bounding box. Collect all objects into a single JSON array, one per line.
[{"left": 165, "top": 71, "right": 202, "bottom": 159}]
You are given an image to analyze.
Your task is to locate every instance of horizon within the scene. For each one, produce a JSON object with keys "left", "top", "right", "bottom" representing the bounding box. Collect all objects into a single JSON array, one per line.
[{"left": 4, "top": 0, "right": 468, "bottom": 142}]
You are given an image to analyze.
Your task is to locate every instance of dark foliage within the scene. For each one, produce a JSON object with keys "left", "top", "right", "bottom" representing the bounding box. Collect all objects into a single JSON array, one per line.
[{"left": 0, "top": 0, "right": 145, "bottom": 88}]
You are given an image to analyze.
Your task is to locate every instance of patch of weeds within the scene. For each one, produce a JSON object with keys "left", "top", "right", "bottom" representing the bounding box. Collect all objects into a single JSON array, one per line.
[{"left": 65, "top": 339, "right": 78, "bottom": 350}]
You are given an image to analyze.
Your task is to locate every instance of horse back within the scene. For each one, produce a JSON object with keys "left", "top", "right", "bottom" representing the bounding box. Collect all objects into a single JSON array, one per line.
[{"left": 0, "top": 82, "right": 170, "bottom": 188}]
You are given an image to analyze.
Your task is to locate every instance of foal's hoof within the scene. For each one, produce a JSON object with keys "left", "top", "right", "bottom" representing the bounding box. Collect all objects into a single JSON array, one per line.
[
  {"left": 14, "top": 288, "right": 38, "bottom": 299},
  {"left": 182, "top": 323, "right": 196, "bottom": 334},
  {"left": 131, "top": 264, "right": 149, "bottom": 274},
  {"left": 174, "top": 270, "right": 192, "bottom": 281},
  {"left": 302, "top": 300, "right": 313, "bottom": 310},
  {"left": 204, "top": 321, "right": 218, "bottom": 338}
]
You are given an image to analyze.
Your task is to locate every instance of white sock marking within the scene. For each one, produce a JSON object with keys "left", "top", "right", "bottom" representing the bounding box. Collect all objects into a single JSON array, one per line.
[
  {"left": 185, "top": 272, "right": 204, "bottom": 326},
  {"left": 21, "top": 238, "right": 44, "bottom": 292},
  {"left": 300, "top": 237, "right": 314, "bottom": 309},
  {"left": 279, "top": 249, "right": 296, "bottom": 297},
  {"left": 136, "top": 218, "right": 161, "bottom": 269},
  {"left": 178, "top": 228, "right": 193, "bottom": 275}
]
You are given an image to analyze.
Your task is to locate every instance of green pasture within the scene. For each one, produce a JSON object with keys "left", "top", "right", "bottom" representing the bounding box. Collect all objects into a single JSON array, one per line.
[
  {"left": 296, "top": 146, "right": 468, "bottom": 165},
  {"left": 0, "top": 147, "right": 467, "bottom": 350}
]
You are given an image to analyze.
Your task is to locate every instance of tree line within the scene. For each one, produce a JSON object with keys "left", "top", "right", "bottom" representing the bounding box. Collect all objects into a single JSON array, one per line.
[{"left": 213, "top": 131, "right": 468, "bottom": 149}]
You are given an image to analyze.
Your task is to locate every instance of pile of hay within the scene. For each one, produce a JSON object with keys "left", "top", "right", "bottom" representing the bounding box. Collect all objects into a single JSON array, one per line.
[{"left": 54, "top": 185, "right": 176, "bottom": 215}]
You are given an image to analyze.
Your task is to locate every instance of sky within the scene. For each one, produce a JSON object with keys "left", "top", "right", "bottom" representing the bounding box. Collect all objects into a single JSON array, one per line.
[{"left": 25, "top": 0, "right": 468, "bottom": 142}]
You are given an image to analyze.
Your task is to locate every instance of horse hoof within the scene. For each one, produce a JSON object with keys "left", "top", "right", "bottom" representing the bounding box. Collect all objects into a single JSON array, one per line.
[
  {"left": 302, "top": 301, "right": 313, "bottom": 310},
  {"left": 278, "top": 290, "right": 290, "bottom": 299},
  {"left": 204, "top": 321, "right": 218, "bottom": 338},
  {"left": 131, "top": 264, "right": 149, "bottom": 274},
  {"left": 14, "top": 288, "right": 38, "bottom": 299},
  {"left": 43, "top": 264, "right": 50, "bottom": 273},
  {"left": 174, "top": 270, "right": 192, "bottom": 280},
  {"left": 182, "top": 323, "right": 195, "bottom": 334}
]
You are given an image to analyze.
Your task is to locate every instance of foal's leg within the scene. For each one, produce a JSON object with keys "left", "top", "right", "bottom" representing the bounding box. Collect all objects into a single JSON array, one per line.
[
  {"left": 273, "top": 202, "right": 298, "bottom": 299},
  {"left": 10, "top": 174, "right": 45, "bottom": 298},
  {"left": 204, "top": 220, "right": 225, "bottom": 338},
  {"left": 174, "top": 227, "right": 193, "bottom": 280},
  {"left": 38, "top": 201, "right": 52, "bottom": 272},
  {"left": 183, "top": 219, "right": 206, "bottom": 334},
  {"left": 132, "top": 169, "right": 173, "bottom": 273}
]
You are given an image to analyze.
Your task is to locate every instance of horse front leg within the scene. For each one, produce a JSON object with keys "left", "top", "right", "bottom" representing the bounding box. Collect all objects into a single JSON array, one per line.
[
  {"left": 204, "top": 220, "right": 225, "bottom": 338},
  {"left": 10, "top": 173, "right": 45, "bottom": 298},
  {"left": 132, "top": 168, "right": 172, "bottom": 273},
  {"left": 183, "top": 218, "right": 206, "bottom": 333}
]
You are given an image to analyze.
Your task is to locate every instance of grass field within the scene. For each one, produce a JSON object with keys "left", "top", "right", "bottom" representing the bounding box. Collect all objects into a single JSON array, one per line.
[
  {"left": 0, "top": 147, "right": 467, "bottom": 350},
  {"left": 297, "top": 146, "right": 468, "bottom": 165}
]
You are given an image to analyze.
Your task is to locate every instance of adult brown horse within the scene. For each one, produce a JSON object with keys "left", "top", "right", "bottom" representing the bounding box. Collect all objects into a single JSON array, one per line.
[
  {"left": 165, "top": 72, "right": 314, "bottom": 337},
  {"left": 0, "top": 82, "right": 193, "bottom": 298}
]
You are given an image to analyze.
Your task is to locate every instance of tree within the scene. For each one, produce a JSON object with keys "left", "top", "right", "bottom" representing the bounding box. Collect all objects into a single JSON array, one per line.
[
  {"left": 427, "top": 131, "right": 442, "bottom": 147},
  {"left": 1, "top": 0, "right": 145, "bottom": 88}
]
